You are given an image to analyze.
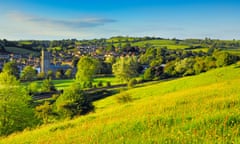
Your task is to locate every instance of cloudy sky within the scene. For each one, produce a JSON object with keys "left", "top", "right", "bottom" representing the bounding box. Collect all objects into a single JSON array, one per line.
[{"left": 0, "top": 0, "right": 240, "bottom": 40}]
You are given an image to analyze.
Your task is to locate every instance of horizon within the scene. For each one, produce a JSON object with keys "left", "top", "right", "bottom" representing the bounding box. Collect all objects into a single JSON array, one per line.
[{"left": 0, "top": 0, "right": 240, "bottom": 40}]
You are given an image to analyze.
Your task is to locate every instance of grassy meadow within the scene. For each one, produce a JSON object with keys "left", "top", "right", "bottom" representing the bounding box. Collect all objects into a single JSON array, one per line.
[
  {"left": 31, "top": 76, "right": 120, "bottom": 90},
  {"left": 1, "top": 65, "right": 240, "bottom": 143}
]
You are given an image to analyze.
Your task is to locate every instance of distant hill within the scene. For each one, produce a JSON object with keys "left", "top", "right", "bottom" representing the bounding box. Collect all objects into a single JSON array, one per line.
[
  {"left": 1, "top": 37, "right": 240, "bottom": 56},
  {"left": 1, "top": 64, "right": 240, "bottom": 143}
]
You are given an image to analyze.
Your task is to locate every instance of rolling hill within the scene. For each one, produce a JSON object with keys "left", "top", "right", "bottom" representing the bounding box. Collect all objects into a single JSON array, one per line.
[{"left": 0, "top": 65, "right": 240, "bottom": 143}]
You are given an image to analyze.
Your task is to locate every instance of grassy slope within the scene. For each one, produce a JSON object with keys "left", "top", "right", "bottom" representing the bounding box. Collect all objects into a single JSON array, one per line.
[
  {"left": 1, "top": 65, "right": 240, "bottom": 143},
  {"left": 5, "top": 47, "right": 38, "bottom": 55},
  {"left": 52, "top": 77, "right": 120, "bottom": 90},
  {"left": 131, "top": 40, "right": 190, "bottom": 49}
]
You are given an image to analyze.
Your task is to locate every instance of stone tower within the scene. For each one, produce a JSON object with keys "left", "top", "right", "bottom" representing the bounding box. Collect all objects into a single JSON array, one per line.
[{"left": 41, "top": 49, "right": 51, "bottom": 73}]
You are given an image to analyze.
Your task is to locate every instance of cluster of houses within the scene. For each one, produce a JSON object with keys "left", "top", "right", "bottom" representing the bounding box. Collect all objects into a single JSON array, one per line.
[
  {"left": 0, "top": 53, "right": 40, "bottom": 72},
  {"left": 0, "top": 43, "right": 140, "bottom": 75}
]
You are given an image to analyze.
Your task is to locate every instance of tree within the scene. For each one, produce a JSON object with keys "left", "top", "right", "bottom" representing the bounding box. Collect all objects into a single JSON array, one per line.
[
  {"left": 55, "top": 71, "right": 62, "bottom": 79},
  {"left": 41, "top": 78, "right": 56, "bottom": 92},
  {"left": 143, "top": 68, "right": 154, "bottom": 80},
  {"left": 0, "top": 72, "right": 37, "bottom": 135},
  {"left": 47, "top": 70, "right": 54, "bottom": 79},
  {"left": 35, "top": 101, "right": 53, "bottom": 124},
  {"left": 112, "top": 56, "right": 139, "bottom": 82},
  {"left": 76, "top": 56, "right": 99, "bottom": 83},
  {"left": 37, "top": 72, "right": 45, "bottom": 80},
  {"left": 2, "top": 61, "right": 20, "bottom": 79},
  {"left": 28, "top": 82, "right": 40, "bottom": 95},
  {"left": 20, "top": 66, "right": 37, "bottom": 81},
  {"left": 55, "top": 83, "right": 94, "bottom": 118},
  {"left": 64, "top": 69, "right": 72, "bottom": 79},
  {"left": 214, "top": 51, "right": 236, "bottom": 67},
  {"left": 174, "top": 58, "right": 196, "bottom": 76}
]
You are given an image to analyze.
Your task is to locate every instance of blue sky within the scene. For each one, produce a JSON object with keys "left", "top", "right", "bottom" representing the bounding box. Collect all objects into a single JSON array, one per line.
[{"left": 0, "top": 0, "right": 240, "bottom": 40}]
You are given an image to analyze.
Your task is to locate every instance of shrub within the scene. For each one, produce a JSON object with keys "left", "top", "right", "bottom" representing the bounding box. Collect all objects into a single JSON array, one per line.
[
  {"left": 41, "top": 78, "right": 56, "bottom": 92},
  {"left": 116, "top": 92, "right": 133, "bottom": 104},
  {"left": 128, "top": 78, "right": 137, "bottom": 88},
  {"left": 97, "top": 81, "right": 103, "bottom": 87},
  {"left": 143, "top": 68, "right": 154, "bottom": 80},
  {"left": 55, "top": 83, "right": 94, "bottom": 118},
  {"left": 35, "top": 101, "right": 53, "bottom": 124},
  {"left": 106, "top": 81, "right": 111, "bottom": 87}
]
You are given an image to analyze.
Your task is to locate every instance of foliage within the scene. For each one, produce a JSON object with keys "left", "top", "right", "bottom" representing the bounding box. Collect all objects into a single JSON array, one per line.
[
  {"left": 97, "top": 81, "right": 103, "bottom": 87},
  {"left": 35, "top": 101, "right": 54, "bottom": 124},
  {"left": 55, "top": 83, "right": 94, "bottom": 118},
  {"left": 55, "top": 71, "right": 62, "bottom": 79},
  {"left": 0, "top": 72, "right": 37, "bottom": 136},
  {"left": 112, "top": 56, "right": 139, "bottom": 82},
  {"left": 214, "top": 51, "right": 237, "bottom": 67},
  {"left": 106, "top": 81, "right": 111, "bottom": 87},
  {"left": 115, "top": 92, "right": 133, "bottom": 104},
  {"left": 65, "top": 69, "right": 72, "bottom": 78},
  {"left": 37, "top": 72, "right": 45, "bottom": 80},
  {"left": 20, "top": 66, "right": 37, "bottom": 81},
  {"left": 128, "top": 78, "right": 137, "bottom": 88},
  {"left": 47, "top": 70, "right": 54, "bottom": 79},
  {"left": 41, "top": 78, "right": 56, "bottom": 92},
  {"left": 28, "top": 82, "right": 40, "bottom": 95},
  {"left": 76, "top": 56, "right": 99, "bottom": 83},
  {"left": 2, "top": 61, "right": 20, "bottom": 79},
  {"left": 1, "top": 66, "right": 240, "bottom": 143}
]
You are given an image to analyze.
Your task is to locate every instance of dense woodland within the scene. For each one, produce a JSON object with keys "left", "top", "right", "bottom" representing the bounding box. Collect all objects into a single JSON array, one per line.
[{"left": 0, "top": 36, "right": 240, "bottom": 136}]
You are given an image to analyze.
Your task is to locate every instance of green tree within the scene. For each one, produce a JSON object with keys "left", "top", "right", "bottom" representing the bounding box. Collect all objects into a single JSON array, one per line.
[
  {"left": 214, "top": 51, "right": 236, "bottom": 67},
  {"left": 143, "top": 68, "right": 154, "bottom": 80},
  {"left": 2, "top": 61, "right": 20, "bottom": 79},
  {"left": 65, "top": 69, "right": 72, "bottom": 78},
  {"left": 37, "top": 72, "right": 45, "bottom": 80},
  {"left": 55, "top": 83, "right": 94, "bottom": 118},
  {"left": 0, "top": 72, "right": 36, "bottom": 135},
  {"left": 20, "top": 66, "right": 37, "bottom": 81},
  {"left": 112, "top": 56, "right": 139, "bottom": 82},
  {"left": 41, "top": 78, "right": 56, "bottom": 92},
  {"left": 128, "top": 78, "right": 137, "bottom": 88},
  {"left": 28, "top": 82, "right": 40, "bottom": 95},
  {"left": 55, "top": 71, "right": 62, "bottom": 79},
  {"left": 47, "top": 70, "right": 54, "bottom": 79},
  {"left": 35, "top": 101, "right": 53, "bottom": 124},
  {"left": 76, "top": 56, "right": 99, "bottom": 83}
]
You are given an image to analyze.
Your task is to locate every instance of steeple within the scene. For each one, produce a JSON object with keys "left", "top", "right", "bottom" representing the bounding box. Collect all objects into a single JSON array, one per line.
[{"left": 41, "top": 49, "right": 50, "bottom": 73}]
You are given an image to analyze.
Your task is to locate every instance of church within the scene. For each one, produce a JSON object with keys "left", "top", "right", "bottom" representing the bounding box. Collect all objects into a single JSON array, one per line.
[{"left": 40, "top": 49, "right": 72, "bottom": 74}]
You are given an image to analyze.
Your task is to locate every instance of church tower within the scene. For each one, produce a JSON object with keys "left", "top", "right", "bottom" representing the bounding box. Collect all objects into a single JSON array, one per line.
[{"left": 41, "top": 49, "right": 51, "bottom": 73}]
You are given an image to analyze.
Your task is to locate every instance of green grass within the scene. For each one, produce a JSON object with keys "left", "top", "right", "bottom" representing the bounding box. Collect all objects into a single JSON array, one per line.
[
  {"left": 5, "top": 47, "right": 38, "bottom": 55},
  {"left": 1, "top": 65, "right": 240, "bottom": 143},
  {"left": 28, "top": 77, "right": 120, "bottom": 90},
  {"left": 131, "top": 39, "right": 190, "bottom": 49},
  {"left": 19, "top": 41, "right": 33, "bottom": 45}
]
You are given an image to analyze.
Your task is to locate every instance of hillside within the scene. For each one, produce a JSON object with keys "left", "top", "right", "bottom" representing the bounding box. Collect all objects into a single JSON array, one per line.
[{"left": 1, "top": 65, "right": 240, "bottom": 143}]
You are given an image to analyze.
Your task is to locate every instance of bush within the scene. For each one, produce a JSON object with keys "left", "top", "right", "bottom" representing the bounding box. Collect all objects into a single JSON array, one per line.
[
  {"left": 55, "top": 83, "right": 94, "bottom": 118},
  {"left": 28, "top": 82, "right": 40, "bottom": 95},
  {"left": 116, "top": 92, "right": 133, "bottom": 104},
  {"left": 41, "top": 78, "right": 56, "bottom": 92},
  {"left": 106, "top": 81, "right": 111, "bottom": 87},
  {"left": 97, "top": 81, "right": 103, "bottom": 87},
  {"left": 128, "top": 78, "right": 137, "bottom": 88},
  {"left": 35, "top": 101, "right": 53, "bottom": 124},
  {"left": 143, "top": 68, "right": 154, "bottom": 80}
]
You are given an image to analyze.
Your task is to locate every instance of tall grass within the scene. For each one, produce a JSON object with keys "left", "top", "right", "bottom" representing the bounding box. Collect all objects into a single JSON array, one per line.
[{"left": 1, "top": 65, "right": 240, "bottom": 143}]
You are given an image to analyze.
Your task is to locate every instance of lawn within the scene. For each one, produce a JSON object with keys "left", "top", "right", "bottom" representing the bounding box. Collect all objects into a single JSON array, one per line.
[
  {"left": 2, "top": 65, "right": 240, "bottom": 143},
  {"left": 29, "top": 76, "right": 121, "bottom": 90},
  {"left": 5, "top": 47, "right": 38, "bottom": 56}
]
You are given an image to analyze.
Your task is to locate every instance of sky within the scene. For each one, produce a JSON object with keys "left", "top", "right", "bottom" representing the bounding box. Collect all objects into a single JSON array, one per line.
[{"left": 0, "top": 0, "right": 240, "bottom": 40}]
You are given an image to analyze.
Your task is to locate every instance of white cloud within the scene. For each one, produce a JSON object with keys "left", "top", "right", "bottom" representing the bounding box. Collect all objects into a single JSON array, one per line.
[{"left": 0, "top": 11, "right": 117, "bottom": 39}]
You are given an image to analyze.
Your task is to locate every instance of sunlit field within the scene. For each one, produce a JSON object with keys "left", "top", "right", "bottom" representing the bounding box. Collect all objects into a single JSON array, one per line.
[{"left": 1, "top": 65, "right": 240, "bottom": 143}]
